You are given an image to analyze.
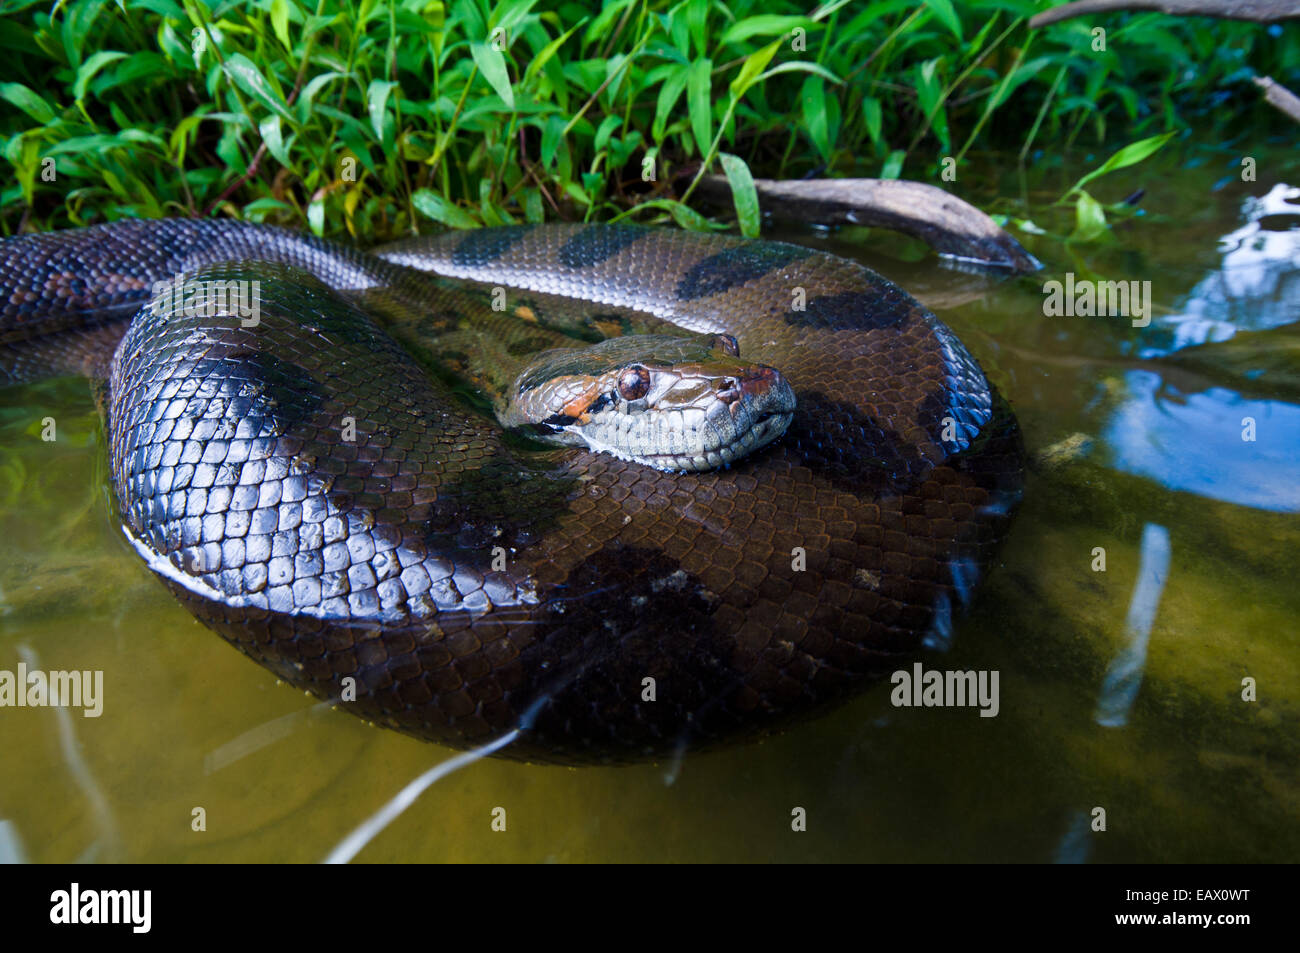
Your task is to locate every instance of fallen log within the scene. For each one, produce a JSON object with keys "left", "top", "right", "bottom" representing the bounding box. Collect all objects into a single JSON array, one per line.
[
  {"left": 1255, "top": 76, "right": 1300, "bottom": 124},
  {"left": 696, "top": 176, "right": 1042, "bottom": 273},
  {"left": 1029, "top": 0, "right": 1300, "bottom": 29}
]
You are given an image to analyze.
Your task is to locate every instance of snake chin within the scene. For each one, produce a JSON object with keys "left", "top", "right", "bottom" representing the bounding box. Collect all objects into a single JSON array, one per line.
[{"left": 587, "top": 407, "right": 795, "bottom": 473}]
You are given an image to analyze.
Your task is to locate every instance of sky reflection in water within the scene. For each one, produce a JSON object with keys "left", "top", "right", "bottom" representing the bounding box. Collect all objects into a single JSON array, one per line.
[{"left": 1102, "top": 184, "right": 1300, "bottom": 512}]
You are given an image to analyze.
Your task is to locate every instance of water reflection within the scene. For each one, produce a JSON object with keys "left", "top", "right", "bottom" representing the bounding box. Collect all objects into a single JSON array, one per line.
[
  {"left": 1096, "top": 523, "right": 1170, "bottom": 727},
  {"left": 1103, "top": 371, "right": 1300, "bottom": 511},
  {"left": 1139, "top": 183, "right": 1300, "bottom": 357},
  {"left": 1102, "top": 184, "right": 1300, "bottom": 511}
]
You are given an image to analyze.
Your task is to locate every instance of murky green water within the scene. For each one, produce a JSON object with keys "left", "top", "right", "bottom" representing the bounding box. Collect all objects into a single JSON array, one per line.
[{"left": 1, "top": 145, "right": 1297, "bottom": 863}]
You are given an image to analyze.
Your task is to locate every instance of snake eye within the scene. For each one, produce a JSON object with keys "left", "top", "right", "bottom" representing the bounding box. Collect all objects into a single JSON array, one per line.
[
  {"left": 712, "top": 334, "right": 740, "bottom": 357},
  {"left": 617, "top": 366, "right": 650, "bottom": 401}
]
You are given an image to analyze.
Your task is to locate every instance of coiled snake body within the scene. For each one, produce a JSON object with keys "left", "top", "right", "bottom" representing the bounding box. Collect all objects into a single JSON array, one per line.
[{"left": 0, "top": 220, "right": 1023, "bottom": 764}]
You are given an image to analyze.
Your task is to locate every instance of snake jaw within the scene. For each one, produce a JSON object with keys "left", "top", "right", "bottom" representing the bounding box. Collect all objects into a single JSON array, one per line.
[
  {"left": 573, "top": 363, "right": 796, "bottom": 472},
  {"left": 502, "top": 333, "right": 797, "bottom": 471}
]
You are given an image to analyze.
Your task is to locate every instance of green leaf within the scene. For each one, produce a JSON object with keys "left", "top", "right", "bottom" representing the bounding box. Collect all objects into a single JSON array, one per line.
[
  {"left": 223, "top": 54, "right": 295, "bottom": 124},
  {"left": 881, "top": 149, "right": 905, "bottom": 180},
  {"left": 90, "top": 51, "right": 169, "bottom": 97},
  {"left": 169, "top": 114, "right": 203, "bottom": 166},
  {"left": 687, "top": 57, "right": 713, "bottom": 157},
  {"left": 100, "top": 167, "right": 131, "bottom": 203},
  {"left": 593, "top": 114, "right": 622, "bottom": 155},
  {"left": 729, "top": 39, "right": 781, "bottom": 100},
  {"left": 719, "top": 16, "right": 813, "bottom": 46},
  {"left": 271, "top": 0, "right": 294, "bottom": 50},
  {"left": 366, "top": 80, "right": 397, "bottom": 145},
  {"left": 561, "top": 180, "right": 591, "bottom": 209},
  {"left": 296, "top": 71, "right": 350, "bottom": 121},
  {"left": 653, "top": 65, "right": 689, "bottom": 143},
  {"left": 61, "top": 0, "right": 109, "bottom": 68},
  {"left": 43, "top": 132, "right": 163, "bottom": 157},
  {"left": 413, "top": 189, "right": 478, "bottom": 228},
  {"left": 523, "top": 19, "right": 586, "bottom": 85},
  {"left": 131, "top": 0, "right": 187, "bottom": 17},
  {"left": 242, "top": 197, "right": 295, "bottom": 220},
  {"left": 470, "top": 41, "right": 515, "bottom": 110},
  {"left": 0, "top": 83, "right": 56, "bottom": 123},
  {"left": 753, "top": 61, "right": 841, "bottom": 86},
  {"left": 73, "top": 51, "right": 126, "bottom": 103},
  {"left": 862, "top": 96, "right": 883, "bottom": 150},
  {"left": 684, "top": 0, "right": 709, "bottom": 56},
  {"left": 916, "top": 58, "right": 942, "bottom": 120},
  {"left": 15, "top": 136, "right": 38, "bottom": 204},
  {"left": 307, "top": 196, "right": 326, "bottom": 237},
  {"left": 801, "top": 75, "right": 831, "bottom": 162},
  {"left": 812, "top": 0, "right": 855, "bottom": 21},
  {"left": 608, "top": 129, "right": 643, "bottom": 169},
  {"left": 259, "top": 115, "right": 292, "bottom": 167},
  {"left": 480, "top": 178, "right": 516, "bottom": 226},
  {"left": 622, "top": 198, "right": 714, "bottom": 231},
  {"left": 665, "top": 9, "right": 691, "bottom": 56},
  {"left": 1068, "top": 131, "right": 1178, "bottom": 196},
  {"left": 584, "top": 0, "right": 635, "bottom": 47},
  {"left": 931, "top": 105, "right": 950, "bottom": 154},
  {"left": 989, "top": 56, "right": 1053, "bottom": 110},
  {"left": 923, "top": 0, "right": 962, "bottom": 41},
  {"left": 720, "top": 152, "right": 761, "bottom": 238},
  {"left": 523, "top": 187, "right": 544, "bottom": 224},
  {"left": 1070, "top": 191, "right": 1109, "bottom": 242},
  {"left": 540, "top": 115, "right": 565, "bottom": 168},
  {"left": 579, "top": 171, "right": 603, "bottom": 201}
]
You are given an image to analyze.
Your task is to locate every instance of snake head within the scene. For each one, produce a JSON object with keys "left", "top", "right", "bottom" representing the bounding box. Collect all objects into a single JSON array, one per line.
[{"left": 504, "top": 333, "right": 796, "bottom": 471}]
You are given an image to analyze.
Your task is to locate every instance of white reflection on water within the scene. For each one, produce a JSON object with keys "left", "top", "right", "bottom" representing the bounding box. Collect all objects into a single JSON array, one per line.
[
  {"left": 1102, "top": 183, "right": 1300, "bottom": 512},
  {"left": 0, "top": 819, "right": 28, "bottom": 864},
  {"left": 1139, "top": 183, "right": 1300, "bottom": 358},
  {"left": 323, "top": 728, "right": 523, "bottom": 864},
  {"left": 204, "top": 699, "right": 339, "bottom": 775},
  {"left": 1096, "top": 523, "right": 1171, "bottom": 728},
  {"left": 16, "top": 645, "right": 121, "bottom": 862},
  {"left": 1053, "top": 810, "right": 1092, "bottom": 864},
  {"left": 1104, "top": 371, "right": 1300, "bottom": 511},
  {"left": 322, "top": 695, "right": 550, "bottom": 864}
]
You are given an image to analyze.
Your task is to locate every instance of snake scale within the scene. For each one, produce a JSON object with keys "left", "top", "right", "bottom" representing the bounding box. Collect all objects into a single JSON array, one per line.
[{"left": 0, "top": 220, "right": 1024, "bottom": 764}]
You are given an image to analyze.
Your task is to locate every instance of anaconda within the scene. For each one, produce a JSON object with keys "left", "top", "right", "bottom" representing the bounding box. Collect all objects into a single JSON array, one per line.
[{"left": 0, "top": 220, "right": 1024, "bottom": 764}]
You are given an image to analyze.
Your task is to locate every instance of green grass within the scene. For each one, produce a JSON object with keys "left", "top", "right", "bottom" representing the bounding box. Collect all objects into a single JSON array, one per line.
[{"left": 0, "top": 0, "right": 1295, "bottom": 241}]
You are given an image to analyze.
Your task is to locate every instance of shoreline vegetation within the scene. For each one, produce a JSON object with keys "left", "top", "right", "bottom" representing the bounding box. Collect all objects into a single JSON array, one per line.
[{"left": 0, "top": 0, "right": 1296, "bottom": 242}]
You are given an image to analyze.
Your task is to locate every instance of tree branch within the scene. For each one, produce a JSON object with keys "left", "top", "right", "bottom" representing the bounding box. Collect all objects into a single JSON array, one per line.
[
  {"left": 696, "top": 176, "right": 1042, "bottom": 273},
  {"left": 1029, "top": 0, "right": 1300, "bottom": 29},
  {"left": 1255, "top": 76, "right": 1300, "bottom": 124}
]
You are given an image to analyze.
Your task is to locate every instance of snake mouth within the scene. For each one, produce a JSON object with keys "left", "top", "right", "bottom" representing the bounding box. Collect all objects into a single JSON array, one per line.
[
  {"left": 505, "top": 336, "right": 798, "bottom": 472},
  {"left": 636, "top": 407, "right": 795, "bottom": 471},
  {"left": 581, "top": 365, "right": 798, "bottom": 472}
]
